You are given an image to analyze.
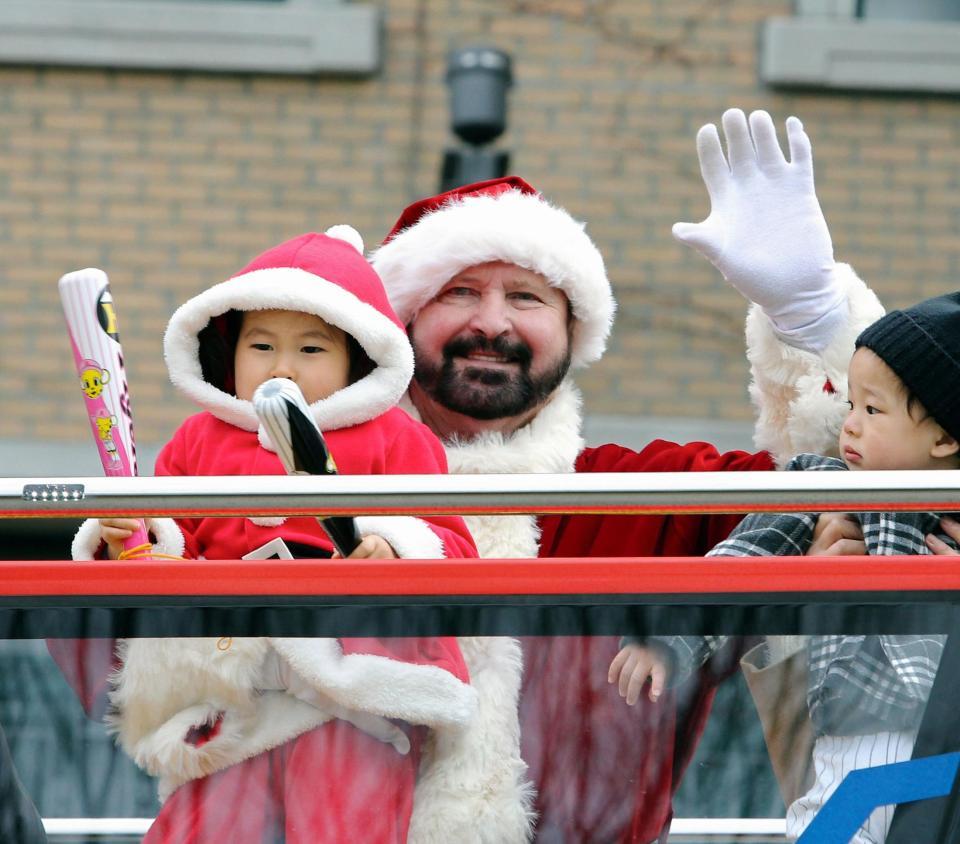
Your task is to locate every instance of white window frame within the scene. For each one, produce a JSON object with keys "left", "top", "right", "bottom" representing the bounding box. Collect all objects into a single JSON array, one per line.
[
  {"left": 761, "top": 0, "right": 960, "bottom": 93},
  {"left": 0, "top": 0, "right": 380, "bottom": 75}
]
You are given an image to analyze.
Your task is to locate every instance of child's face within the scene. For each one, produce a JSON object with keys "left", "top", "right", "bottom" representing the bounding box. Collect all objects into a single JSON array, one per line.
[
  {"left": 234, "top": 309, "right": 350, "bottom": 405},
  {"left": 840, "top": 347, "right": 952, "bottom": 471}
]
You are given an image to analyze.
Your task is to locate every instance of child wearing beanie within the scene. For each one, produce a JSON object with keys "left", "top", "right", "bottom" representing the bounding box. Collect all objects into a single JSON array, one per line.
[
  {"left": 65, "top": 229, "right": 516, "bottom": 843},
  {"left": 610, "top": 290, "right": 960, "bottom": 843}
]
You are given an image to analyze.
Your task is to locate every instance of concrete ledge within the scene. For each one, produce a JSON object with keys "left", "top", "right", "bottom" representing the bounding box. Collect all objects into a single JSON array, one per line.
[
  {"left": 761, "top": 16, "right": 960, "bottom": 92},
  {"left": 583, "top": 414, "right": 754, "bottom": 454},
  {"left": 0, "top": 440, "right": 162, "bottom": 478},
  {"left": 0, "top": 415, "right": 756, "bottom": 479},
  {"left": 0, "top": 1, "right": 381, "bottom": 75}
]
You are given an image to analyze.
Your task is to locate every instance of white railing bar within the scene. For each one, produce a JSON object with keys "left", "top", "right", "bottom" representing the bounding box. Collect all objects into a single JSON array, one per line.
[
  {"left": 3, "top": 470, "right": 960, "bottom": 518},
  {"left": 40, "top": 817, "right": 786, "bottom": 838},
  {"left": 670, "top": 818, "right": 786, "bottom": 834},
  {"left": 43, "top": 817, "right": 152, "bottom": 834}
]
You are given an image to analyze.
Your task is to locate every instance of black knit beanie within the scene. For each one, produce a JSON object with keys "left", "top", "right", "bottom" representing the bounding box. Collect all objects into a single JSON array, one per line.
[{"left": 855, "top": 290, "right": 960, "bottom": 442}]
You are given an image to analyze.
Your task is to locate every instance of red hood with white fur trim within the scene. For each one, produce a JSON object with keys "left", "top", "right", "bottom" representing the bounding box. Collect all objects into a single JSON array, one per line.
[
  {"left": 370, "top": 177, "right": 616, "bottom": 369},
  {"left": 164, "top": 227, "right": 413, "bottom": 434}
]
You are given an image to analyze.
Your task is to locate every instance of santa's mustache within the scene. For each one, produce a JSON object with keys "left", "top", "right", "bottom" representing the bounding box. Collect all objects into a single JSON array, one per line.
[{"left": 443, "top": 334, "right": 533, "bottom": 368}]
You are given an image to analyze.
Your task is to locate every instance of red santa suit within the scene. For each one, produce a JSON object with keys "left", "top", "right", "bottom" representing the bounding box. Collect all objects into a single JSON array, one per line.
[
  {"left": 68, "top": 227, "right": 533, "bottom": 843},
  {"left": 371, "top": 177, "right": 886, "bottom": 842}
]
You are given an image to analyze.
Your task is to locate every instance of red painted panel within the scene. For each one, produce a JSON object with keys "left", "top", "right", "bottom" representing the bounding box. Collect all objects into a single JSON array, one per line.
[{"left": 1, "top": 557, "right": 958, "bottom": 597}]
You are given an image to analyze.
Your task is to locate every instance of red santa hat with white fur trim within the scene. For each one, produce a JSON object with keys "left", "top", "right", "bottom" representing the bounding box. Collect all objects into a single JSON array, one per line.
[
  {"left": 370, "top": 176, "right": 616, "bottom": 369},
  {"left": 164, "top": 227, "right": 413, "bottom": 435}
]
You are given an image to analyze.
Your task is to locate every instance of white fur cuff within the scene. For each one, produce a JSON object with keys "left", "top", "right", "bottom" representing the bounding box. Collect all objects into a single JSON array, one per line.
[
  {"left": 747, "top": 263, "right": 885, "bottom": 465},
  {"left": 355, "top": 516, "right": 445, "bottom": 559},
  {"left": 71, "top": 517, "right": 186, "bottom": 560},
  {"left": 270, "top": 637, "right": 477, "bottom": 728},
  {"left": 408, "top": 635, "right": 534, "bottom": 843},
  {"left": 747, "top": 263, "right": 884, "bottom": 387}
]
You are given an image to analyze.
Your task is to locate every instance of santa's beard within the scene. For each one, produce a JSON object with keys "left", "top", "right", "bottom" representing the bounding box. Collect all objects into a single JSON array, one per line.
[{"left": 412, "top": 333, "right": 571, "bottom": 421}]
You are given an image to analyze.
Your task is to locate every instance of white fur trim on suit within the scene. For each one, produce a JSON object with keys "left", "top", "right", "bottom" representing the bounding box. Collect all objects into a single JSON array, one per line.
[
  {"left": 409, "top": 636, "right": 535, "bottom": 844},
  {"left": 72, "top": 517, "right": 185, "bottom": 560},
  {"left": 355, "top": 515, "right": 444, "bottom": 559},
  {"left": 164, "top": 267, "right": 413, "bottom": 433},
  {"left": 269, "top": 638, "right": 477, "bottom": 728},
  {"left": 371, "top": 189, "right": 615, "bottom": 369},
  {"left": 144, "top": 695, "right": 326, "bottom": 803},
  {"left": 403, "top": 379, "right": 585, "bottom": 559},
  {"left": 400, "top": 385, "right": 585, "bottom": 842},
  {"left": 109, "top": 633, "right": 478, "bottom": 801},
  {"left": 747, "top": 263, "right": 885, "bottom": 467},
  {"left": 108, "top": 637, "right": 331, "bottom": 800},
  {"left": 247, "top": 515, "right": 286, "bottom": 528},
  {"left": 401, "top": 380, "right": 583, "bottom": 841}
]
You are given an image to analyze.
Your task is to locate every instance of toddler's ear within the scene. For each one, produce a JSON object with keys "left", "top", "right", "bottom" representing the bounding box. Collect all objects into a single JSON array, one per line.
[{"left": 930, "top": 429, "right": 960, "bottom": 460}]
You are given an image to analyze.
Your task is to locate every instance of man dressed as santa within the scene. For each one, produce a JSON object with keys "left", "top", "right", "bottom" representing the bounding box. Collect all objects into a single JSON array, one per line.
[{"left": 370, "top": 108, "right": 886, "bottom": 842}]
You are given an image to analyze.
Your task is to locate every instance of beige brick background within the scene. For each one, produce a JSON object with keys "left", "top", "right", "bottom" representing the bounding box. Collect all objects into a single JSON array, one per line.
[{"left": 2, "top": 0, "right": 959, "bottom": 453}]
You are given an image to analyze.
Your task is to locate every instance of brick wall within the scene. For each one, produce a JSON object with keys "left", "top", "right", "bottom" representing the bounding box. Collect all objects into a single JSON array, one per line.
[{"left": 1, "top": 0, "right": 958, "bottom": 451}]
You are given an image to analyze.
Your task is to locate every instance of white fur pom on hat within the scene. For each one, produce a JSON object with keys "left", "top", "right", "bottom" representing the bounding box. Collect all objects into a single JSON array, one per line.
[
  {"left": 370, "top": 177, "right": 616, "bottom": 369},
  {"left": 325, "top": 224, "right": 365, "bottom": 254}
]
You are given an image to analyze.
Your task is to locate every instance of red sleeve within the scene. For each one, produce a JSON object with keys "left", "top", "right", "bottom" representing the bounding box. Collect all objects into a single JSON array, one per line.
[
  {"left": 574, "top": 438, "right": 774, "bottom": 474},
  {"left": 539, "top": 440, "right": 774, "bottom": 559},
  {"left": 153, "top": 424, "right": 202, "bottom": 560},
  {"left": 384, "top": 418, "right": 479, "bottom": 561}
]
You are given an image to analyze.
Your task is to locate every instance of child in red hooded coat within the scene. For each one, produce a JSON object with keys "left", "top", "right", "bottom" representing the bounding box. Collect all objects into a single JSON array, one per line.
[{"left": 68, "top": 228, "right": 522, "bottom": 843}]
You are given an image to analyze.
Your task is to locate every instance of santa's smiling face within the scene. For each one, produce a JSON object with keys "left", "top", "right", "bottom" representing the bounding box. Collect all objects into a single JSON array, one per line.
[{"left": 409, "top": 261, "right": 571, "bottom": 427}]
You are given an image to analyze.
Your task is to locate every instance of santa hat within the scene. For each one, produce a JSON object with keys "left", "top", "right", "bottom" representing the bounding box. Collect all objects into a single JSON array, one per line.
[
  {"left": 164, "top": 227, "right": 413, "bottom": 434},
  {"left": 370, "top": 176, "right": 616, "bottom": 369}
]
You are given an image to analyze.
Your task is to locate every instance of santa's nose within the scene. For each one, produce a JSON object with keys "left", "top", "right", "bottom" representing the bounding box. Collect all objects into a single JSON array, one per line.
[{"left": 468, "top": 294, "right": 511, "bottom": 338}]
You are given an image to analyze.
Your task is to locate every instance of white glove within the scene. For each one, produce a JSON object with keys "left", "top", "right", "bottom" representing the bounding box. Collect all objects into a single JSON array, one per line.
[
  {"left": 673, "top": 108, "right": 847, "bottom": 353},
  {"left": 258, "top": 648, "right": 411, "bottom": 755}
]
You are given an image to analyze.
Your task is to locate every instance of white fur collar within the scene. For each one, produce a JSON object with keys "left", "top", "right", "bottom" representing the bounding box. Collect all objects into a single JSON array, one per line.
[{"left": 401, "top": 380, "right": 585, "bottom": 559}]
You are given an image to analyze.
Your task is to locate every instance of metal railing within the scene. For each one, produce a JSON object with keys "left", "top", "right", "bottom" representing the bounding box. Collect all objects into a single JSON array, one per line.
[{"left": 3, "top": 469, "right": 960, "bottom": 519}]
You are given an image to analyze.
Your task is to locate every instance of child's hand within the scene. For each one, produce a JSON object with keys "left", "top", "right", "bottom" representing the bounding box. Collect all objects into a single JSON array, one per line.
[
  {"left": 608, "top": 643, "right": 670, "bottom": 705},
  {"left": 808, "top": 513, "right": 865, "bottom": 556},
  {"left": 333, "top": 534, "right": 398, "bottom": 560},
  {"left": 99, "top": 518, "right": 142, "bottom": 560}
]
